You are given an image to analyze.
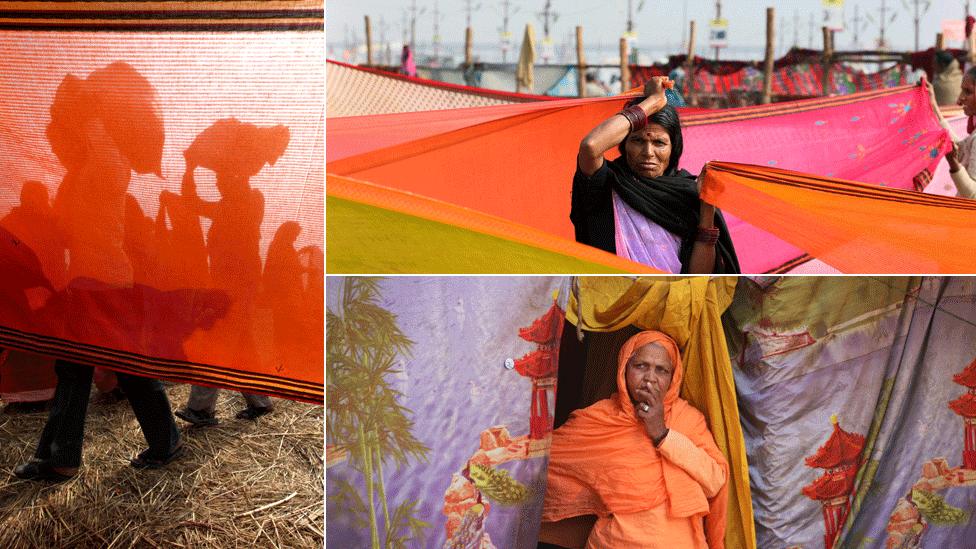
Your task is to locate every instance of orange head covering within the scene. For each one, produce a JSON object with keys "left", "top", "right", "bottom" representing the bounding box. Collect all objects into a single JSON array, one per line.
[
  {"left": 614, "top": 330, "right": 683, "bottom": 421},
  {"left": 543, "top": 330, "right": 728, "bottom": 542}
]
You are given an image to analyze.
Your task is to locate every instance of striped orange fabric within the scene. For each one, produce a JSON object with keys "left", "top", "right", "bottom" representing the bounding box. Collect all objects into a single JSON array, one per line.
[
  {"left": 700, "top": 162, "right": 976, "bottom": 273},
  {"left": 0, "top": 2, "right": 322, "bottom": 31}
]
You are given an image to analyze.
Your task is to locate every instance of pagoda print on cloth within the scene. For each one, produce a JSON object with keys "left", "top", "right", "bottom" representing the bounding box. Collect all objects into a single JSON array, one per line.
[
  {"left": 725, "top": 277, "right": 976, "bottom": 549},
  {"left": 326, "top": 277, "right": 567, "bottom": 549}
]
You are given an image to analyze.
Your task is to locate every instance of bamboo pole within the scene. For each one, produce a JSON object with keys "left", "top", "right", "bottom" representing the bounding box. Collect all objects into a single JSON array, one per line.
[
  {"left": 936, "top": 32, "right": 945, "bottom": 50},
  {"left": 686, "top": 20, "right": 696, "bottom": 105},
  {"left": 762, "top": 7, "right": 775, "bottom": 104},
  {"left": 620, "top": 37, "right": 630, "bottom": 93},
  {"left": 970, "top": 30, "right": 976, "bottom": 65},
  {"left": 576, "top": 26, "right": 586, "bottom": 98},
  {"left": 465, "top": 26, "right": 473, "bottom": 67},
  {"left": 822, "top": 26, "right": 833, "bottom": 96},
  {"left": 364, "top": 15, "right": 373, "bottom": 66}
]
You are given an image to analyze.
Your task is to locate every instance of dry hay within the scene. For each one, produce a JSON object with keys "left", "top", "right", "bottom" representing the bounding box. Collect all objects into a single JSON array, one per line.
[{"left": 0, "top": 384, "right": 324, "bottom": 549}]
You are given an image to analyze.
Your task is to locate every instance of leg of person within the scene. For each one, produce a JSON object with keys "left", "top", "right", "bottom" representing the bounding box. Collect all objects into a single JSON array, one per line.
[
  {"left": 236, "top": 392, "right": 274, "bottom": 420},
  {"left": 15, "top": 360, "right": 93, "bottom": 481},
  {"left": 117, "top": 372, "right": 182, "bottom": 469},
  {"left": 175, "top": 385, "right": 219, "bottom": 426}
]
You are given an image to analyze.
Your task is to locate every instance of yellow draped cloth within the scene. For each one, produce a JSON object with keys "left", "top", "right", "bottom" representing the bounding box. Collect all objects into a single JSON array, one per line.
[
  {"left": 516, "top": 24, "right": 536, "bottom": 93},
  {"left": 567, "top": 276, "right": 756, "bottom": 549}
]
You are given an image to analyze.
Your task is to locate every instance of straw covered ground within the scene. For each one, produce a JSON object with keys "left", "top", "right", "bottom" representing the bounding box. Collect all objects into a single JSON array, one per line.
[{"left": 0, "top": 384, "right": 324, "bottom": 548}]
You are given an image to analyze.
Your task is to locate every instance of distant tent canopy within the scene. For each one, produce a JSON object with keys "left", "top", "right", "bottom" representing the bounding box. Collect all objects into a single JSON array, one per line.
[
  {"left": 326, "top": 60, "right": 553, "bottom": 117},
  {"left": 0, "top": 2, "right": 323, "bottom": 403},
  {"left": 630, "top": 49, "right": 912, "bottom": 100},
  {"left": 417, "top": 64, "right": 579, "bottom": 97}
]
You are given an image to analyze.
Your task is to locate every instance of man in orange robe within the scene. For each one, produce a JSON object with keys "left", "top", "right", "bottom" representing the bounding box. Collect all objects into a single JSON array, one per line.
[{"left": 540, "top": 330, "right": 728, "bottom": 549}]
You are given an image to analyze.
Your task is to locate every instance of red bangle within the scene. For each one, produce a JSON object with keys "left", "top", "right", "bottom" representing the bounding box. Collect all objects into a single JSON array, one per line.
[
  {"left": 619, "top": 104, "right": 648, "bottom": 133},
  {"left": 696, "top": 226, "right": 719, "bottom": 244}
]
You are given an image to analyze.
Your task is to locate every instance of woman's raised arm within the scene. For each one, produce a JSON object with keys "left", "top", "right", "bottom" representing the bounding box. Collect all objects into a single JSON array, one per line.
[{"left": 577, "top": 76, "right": 671, "bottom": 176}]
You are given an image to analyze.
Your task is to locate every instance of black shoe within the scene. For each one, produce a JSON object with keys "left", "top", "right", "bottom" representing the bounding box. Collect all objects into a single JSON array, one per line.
[
  {"left": 13, "top": 459, "right": 76, "bottom": 482},
  {"left": 175, "top": 407, "right": 219, "bottom": 427},
  {"left": 130, "top": 442, "right": 185, "bottom": 470},
  {"left": 235, "top": 405, "right": 274, "bottom": 421},
  {"left": 2, "top": 400, "right": 52, "bottom": 414}
]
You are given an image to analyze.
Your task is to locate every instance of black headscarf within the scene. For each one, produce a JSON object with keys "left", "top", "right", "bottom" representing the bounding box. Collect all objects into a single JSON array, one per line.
[{"left": 607, "top": 157, "right": 740, "bottom": 274}]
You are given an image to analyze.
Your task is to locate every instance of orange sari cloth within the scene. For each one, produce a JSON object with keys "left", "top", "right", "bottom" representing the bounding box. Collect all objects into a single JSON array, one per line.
[
  {"left": 0, "top": 8, "right": 323, "bottom": 403},
  {"left": 543, "top": 331, "right": 729, "bottom": 548}
]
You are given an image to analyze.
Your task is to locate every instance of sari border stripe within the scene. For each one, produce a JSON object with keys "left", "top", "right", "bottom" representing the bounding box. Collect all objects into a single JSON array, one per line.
[
  {"left": 766, "top": 254, "right": 813, "bottom": 274},
  {"left": 0, "top": 325, "right": 322, "bottom": 403},
  {"left": 0, "top": 20, "right": 323, "bottom": 31},
  {"left": 706, "top": 162, "right": 976, "bottom": 210},
  {"left": 0, "top": 2, "right": 322, "bottom": 31}
]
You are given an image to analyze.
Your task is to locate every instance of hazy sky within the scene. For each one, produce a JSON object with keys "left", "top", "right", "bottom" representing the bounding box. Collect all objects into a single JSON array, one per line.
[{"left": 329, "top": 0, "right": 969, "bottom": 60}]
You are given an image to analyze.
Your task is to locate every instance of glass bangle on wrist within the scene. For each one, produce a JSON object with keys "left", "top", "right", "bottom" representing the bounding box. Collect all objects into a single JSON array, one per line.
[
  {"left": 652, "top": 428, "right": 669, "bottom": 447},
  {"left": 619, "top": 105, "right": 647, "bottom": 133},
  {"left": 695, "top": 226, "right": 720, "bottom": 244}
]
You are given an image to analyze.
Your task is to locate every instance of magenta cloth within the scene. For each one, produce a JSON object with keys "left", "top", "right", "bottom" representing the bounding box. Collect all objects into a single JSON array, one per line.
[
  {"left": 680, "top": 84, "right": 950, "bottom": 272},
  {"left": 400, "top": 46, "right": 417, "bottom": 77},
  {"left": 611, "top": 192, "right": 682, "bottom": 273},
  {"left": 923, "top": 115, "right": 969, "bottom": 197}
]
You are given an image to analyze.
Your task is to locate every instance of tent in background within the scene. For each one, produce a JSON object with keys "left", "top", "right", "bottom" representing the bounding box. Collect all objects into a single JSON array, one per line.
[
  {"left": 328, "top": 275, "right": 976, "bottom": 548},
  {"left": 725, "top": 276, "right": 976, "bottom": 548},
  {"left": 327, "top": 276, "right": 754, "bottom": 549},
  {"left": 327, "top": 60, "right": 553, "bottom": 117}
]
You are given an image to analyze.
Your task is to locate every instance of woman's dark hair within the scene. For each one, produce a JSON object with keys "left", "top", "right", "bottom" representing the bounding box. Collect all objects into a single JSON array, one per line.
[
  {"left": 617, "top": 98, "right": 684, "bottom": 176},
  {"left": 935, "top": 50, "right": 955, "bottom": 71},
  {"left": 966, "top": 64, "right": 976, "bottom": 82}
]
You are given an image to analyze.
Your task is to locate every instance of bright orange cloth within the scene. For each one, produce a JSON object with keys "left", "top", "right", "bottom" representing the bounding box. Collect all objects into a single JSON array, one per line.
[
  {"left": 699, "top": 161, "right": 976, "bottom": 273},
  {"left": 0, "top": 22, "right": 323, "bottom": 403},
  {"left": 542, "top": 331, "right": 729, "bottom": 549}
]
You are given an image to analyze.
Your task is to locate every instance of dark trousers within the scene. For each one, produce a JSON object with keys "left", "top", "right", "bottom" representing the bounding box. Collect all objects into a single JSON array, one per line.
[{"left": 34, "top": 360, "right": 180, "bottom": 468}]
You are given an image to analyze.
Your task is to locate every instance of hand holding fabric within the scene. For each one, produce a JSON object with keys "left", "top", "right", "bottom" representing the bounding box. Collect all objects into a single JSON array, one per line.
[
  {"left": 643, "top": 76, "right": 671, "bottom": 104},
  {"left": 947, "top": 142, "right": 962, "bottom": 173}
]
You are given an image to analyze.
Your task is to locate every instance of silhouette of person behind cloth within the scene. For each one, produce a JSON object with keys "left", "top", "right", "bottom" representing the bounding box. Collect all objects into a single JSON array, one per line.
[
  {"left": 47, "top": 61, "right": 163, "bottom": 288},
  {"left": 180, "top": 118, "right": 289, "bottom": 365},
  {"left": 263, "top": 222, "right": 305, "bottom": 371},
  {"left": 1, "top": 181, "right": 65, "bottom": 291}
]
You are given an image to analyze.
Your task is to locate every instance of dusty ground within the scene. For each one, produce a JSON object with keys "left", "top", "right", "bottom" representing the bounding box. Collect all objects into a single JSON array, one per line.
[{"left": 0, "top": 384, "right": 323, "bottom": 549}]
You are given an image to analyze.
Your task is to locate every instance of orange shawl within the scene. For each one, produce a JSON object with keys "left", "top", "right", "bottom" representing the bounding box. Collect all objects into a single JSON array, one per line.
[{"left": 542, "top": 331, "right": 728, "bottom": 547}]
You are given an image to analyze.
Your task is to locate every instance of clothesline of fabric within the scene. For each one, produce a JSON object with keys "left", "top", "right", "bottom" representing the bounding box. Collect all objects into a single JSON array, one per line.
[{"left": 328, "top": 83, "right": 950, "bottom": 273}]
